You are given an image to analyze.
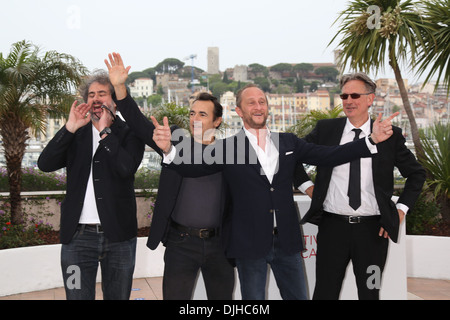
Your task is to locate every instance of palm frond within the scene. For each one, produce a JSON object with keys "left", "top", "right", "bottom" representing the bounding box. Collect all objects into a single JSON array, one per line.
[
  {"left": 415, "top": 0, "right": 450, "bottom": 92},
  {"left": 1, "top": 40, "right": 88, "bottom": 133},
  {"left": 420, "top": 123, "right": 450, "bottom": 200},
  {"left": 330, "top": 0, "right": 435, "bottom": 75}
]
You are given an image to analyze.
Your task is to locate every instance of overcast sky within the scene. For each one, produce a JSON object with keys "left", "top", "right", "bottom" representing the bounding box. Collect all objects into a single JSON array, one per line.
[{"left": 1, "top": 0, "right": 425, "bottom": 83}]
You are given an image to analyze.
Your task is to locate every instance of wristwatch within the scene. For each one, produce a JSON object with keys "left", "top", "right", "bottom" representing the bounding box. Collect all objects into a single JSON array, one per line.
[
  {"left": 99, "top": 127, "right": 111, "bottom": 138},
  {"left": 367, "top": 133, "right": 377, "bottom": 145}
]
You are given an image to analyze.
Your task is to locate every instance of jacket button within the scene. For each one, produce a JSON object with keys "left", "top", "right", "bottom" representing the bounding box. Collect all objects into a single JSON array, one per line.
[{"left": 270, "top": 187, "right": 275, "bottom": 192}]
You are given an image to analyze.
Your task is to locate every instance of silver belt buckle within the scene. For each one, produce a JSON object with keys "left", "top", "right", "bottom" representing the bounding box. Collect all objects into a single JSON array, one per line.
[
  {"left": 199, "top": 229, "right": 209, "bottom": 238},
  {"left": 348, "top": 216, "right": 360, "bottom": 224}
]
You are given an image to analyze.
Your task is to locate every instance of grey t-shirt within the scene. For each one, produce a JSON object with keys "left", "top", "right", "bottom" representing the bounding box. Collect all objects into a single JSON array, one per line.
[{"left": 171, "top": 172, "right": 224, "bottom": 228}]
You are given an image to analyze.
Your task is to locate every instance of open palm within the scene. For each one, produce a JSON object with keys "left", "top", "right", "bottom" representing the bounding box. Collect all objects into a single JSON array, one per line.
[{"left": 105, "top": 52, "right": 131, "bottom": 87}]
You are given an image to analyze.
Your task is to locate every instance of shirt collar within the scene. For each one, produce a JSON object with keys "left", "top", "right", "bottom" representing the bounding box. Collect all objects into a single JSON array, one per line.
[
  {"left": 344, "top": 118, "right": 371, "bottom": 137},
  {"left": 242, "top": 126, "right": 272, "bottom": 143}
]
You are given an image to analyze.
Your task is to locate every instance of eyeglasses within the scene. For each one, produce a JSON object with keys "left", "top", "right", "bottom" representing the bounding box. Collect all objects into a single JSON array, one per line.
[
  {"left": 339, "top": 92, "right": 374, "bottom": 100},
  {"left": 101, "top": 105, "right": 116, "bottom": 121}
]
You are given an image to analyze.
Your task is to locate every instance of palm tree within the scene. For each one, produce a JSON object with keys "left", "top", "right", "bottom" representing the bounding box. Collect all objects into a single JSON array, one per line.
[
  {"left": 148, "top": 102, "right": 190, "bottom": 130},
  {"left": 329, "top": 0, "right": 435, "bottom": 160},
  {"left": 288, "top": 105, "right": 344, "bottom": 137},
  {"left": 416, "top": 0, "right": 450, "bottom": 94},
  {"left": 420, "top": 123, "right": 450, "bottom": 221},
  {"left": 0, "top": 40, "right": 87, "bottom": 225}
]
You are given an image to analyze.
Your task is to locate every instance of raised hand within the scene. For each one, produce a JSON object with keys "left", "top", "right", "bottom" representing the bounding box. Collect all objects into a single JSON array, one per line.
[
  {"left": 104, "top": 52, "right": 130, "bottom": 100},
  {"left": 371, "top": 112, "right": 399, "bottom": 143},
  {"left": 151, "top": 116, "right": 172, "bottom": 154},
  {"left": 65, "top": 101, "right": 91, "bottom": 133}
]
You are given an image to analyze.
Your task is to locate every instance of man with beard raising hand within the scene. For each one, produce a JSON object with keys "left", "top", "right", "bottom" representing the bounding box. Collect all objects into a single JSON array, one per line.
[{"left": 38, "top": 71, "right": 144, "bottom": 300}]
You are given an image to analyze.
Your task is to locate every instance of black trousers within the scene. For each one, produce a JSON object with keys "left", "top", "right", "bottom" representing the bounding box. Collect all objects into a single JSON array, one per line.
[
  {"left": 313, "top": 213, "right": 389, "bottom": 300},
  {"left": 163, "top": 225, "right": 235, "bottom": 300}
]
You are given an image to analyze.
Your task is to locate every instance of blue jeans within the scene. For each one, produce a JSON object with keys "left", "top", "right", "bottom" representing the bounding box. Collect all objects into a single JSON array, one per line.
[
  {"left": 61, "top": 224, "right": 137, "bottom": 300},
  {"left": 235, "top": 233, "right": 308, "bottom": 300}
]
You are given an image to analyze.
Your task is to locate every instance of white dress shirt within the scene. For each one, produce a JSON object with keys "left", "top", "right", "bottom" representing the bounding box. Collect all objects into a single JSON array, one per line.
[
  {"left": 321, "top": 118, "right": 408, "bottom": 216},
  {"left": 78, "top": 124, "right": 101, "bottom": 224},
  {"left": 323, "top": 119, "right": 379, "bottom": 216},
  {"left": 242, "top": 127, "right": 279, "bottom": 183}
]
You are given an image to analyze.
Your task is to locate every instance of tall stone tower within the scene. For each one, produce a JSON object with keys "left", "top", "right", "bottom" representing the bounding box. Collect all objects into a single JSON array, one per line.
[
  {"left": 233, "top": 65, "right": 248, "bottom": 82},
  {"left": 207, "top": 47, "right": 220, "bottom": 74}
]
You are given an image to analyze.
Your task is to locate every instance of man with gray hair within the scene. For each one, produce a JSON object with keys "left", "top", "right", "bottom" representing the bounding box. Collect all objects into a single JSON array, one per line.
[
  {"left": 295, "top": 72, "right": 425, "bottom": 299},
  {"left": 38, "top": 70, "right": 145, "bottom": 300}
]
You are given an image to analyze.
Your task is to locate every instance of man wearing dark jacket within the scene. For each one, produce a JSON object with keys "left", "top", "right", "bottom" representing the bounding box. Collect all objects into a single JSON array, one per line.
[
  {"left": 104, "top": 53, "right": 234, "bottom": 300},
  {"left": 38, "top": 71, "right": 144, "bottom": 300},
  {"left": 295, "top": 73, "right": 426, "bottom": 299},
  {"left": 156, "top": 83, "right": 398, "bottom": 300}
]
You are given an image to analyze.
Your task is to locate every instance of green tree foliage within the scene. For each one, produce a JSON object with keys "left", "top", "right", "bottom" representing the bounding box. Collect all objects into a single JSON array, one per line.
[
  {"left": 270, "top": 63, "right": 293, "bottom": 74},
  {"left": 287, "top": 105, "right": 344, "bottom": 138},
  {"left": 416, "top": 0, "right": 450, "bottom": 94},
  {"left": 0, "top": 40, "right": 87, "bottom": 224},
  {"left": 293, "top": 63, "right": 314, "bottom": 78},
  {"left": 419, "top": 123, "right": 450, "bottom": 221},
  {"left": 329, "top": 0, "right": 436, "bottom": 160},
  {"left": 154, "top": 58, "right": 185, "bottom": 74},
  {"left": 148, "top": 102, "right": 190, "bottom": 130},
  {"left": 314, "top": 66, "right": 340, "bottom": 82}
]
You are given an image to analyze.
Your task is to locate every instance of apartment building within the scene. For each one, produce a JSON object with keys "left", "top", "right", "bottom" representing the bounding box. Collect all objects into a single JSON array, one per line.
[
  {"left": 307, "top": 89, "right": 331, "bottom": 111},
  {"left": 130, "top": 78, "right": 153, "bottom": 98}
]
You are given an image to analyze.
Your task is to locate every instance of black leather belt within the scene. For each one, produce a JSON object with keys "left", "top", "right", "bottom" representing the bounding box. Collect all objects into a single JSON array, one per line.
[
  {"left": 171, "top": 221, "right": 217, "bottom": 239},
  {"left": 78, "top": 224, "right": 104, "bottom": 233},
  {"left": 323, "top": 211, "right": 380, "bottom": 224}
]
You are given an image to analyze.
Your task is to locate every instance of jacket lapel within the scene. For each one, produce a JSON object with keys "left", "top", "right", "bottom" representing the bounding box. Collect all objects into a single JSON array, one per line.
[
  {"left": 320, "top": 118, "right": 347, "bottom": 183},
  {"left": 270, "top": 132, "right": 284, "bottom": 185},
  {"left": 330, "top": 118, "right": 347, "bottom": 145}
]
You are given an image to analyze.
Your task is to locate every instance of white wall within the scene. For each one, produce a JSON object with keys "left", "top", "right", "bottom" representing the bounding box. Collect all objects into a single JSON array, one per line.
[
  {"left": 2, "top": 196, "right": 449, "bottom": 298},
  {"left": 406, "top": 235, "right": 450, "bottom": 280},
  {"left": 193, "top": 195, "right": 408, "bottom": 300},
  {"left": 0, "top": 238, "right": 164, "bottom": 297}
]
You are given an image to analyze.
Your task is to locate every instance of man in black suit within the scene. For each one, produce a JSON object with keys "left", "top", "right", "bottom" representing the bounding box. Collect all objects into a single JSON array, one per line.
[
  {"left": 38, "top": 71, "right": 145, "bottom": 299},
  {"left": 104, "top": 53, "right": 234, "bottom": 300},
  {"left": 157, "top": 83, "right": 397, "bottom": 300},
  {"left": 295, "top": 72, "right": 426, "bottom": 299}
]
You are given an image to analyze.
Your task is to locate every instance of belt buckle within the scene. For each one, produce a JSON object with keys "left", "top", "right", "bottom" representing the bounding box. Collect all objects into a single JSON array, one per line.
[
  {"left": 348, "top": 216, "right": 360, "bottom": 224},
  {"left": 199, "top": 229, "right": 209, "bottom": 239}
]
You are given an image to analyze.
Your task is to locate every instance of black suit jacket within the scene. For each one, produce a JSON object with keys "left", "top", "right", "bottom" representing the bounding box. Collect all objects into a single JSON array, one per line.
[
  {"left": 167, "top": 129, "right": 374, "bottom": 259},
  {"left": 296, "top": 117, "right": 426, "bottom": 243},
  {"left": 38, "top": 117, "right": 145, "bottom": 244},
  {"left": 115, "top": 94, "right": 230, "bottom": 250}
]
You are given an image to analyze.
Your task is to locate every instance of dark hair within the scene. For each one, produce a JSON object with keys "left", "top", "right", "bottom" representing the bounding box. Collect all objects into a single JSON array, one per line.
[
  {"left": 235, "top": 83, "right": 268, "bottom": 108},
  {"left": 78, "top": 70, "right": 114, "bottom": 103},
  {"left": 340, "top": 72, "right": 377, "bottom": 93},
  {"left": 192, "top": 92, "right": 223, "bottom": 128}
]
